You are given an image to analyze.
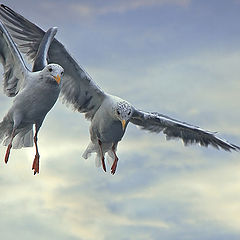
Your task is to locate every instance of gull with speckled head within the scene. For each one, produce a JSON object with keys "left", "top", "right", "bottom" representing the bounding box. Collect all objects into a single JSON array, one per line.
[
  {"left": 0, "top": 20, "right": 64, "bottom": 174},
  {"left": 0, "top": 5, "right": 239, "bottom": 175}
]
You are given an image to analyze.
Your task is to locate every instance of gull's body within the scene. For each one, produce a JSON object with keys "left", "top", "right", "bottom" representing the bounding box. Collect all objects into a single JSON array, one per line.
[
  {"left": 83, "top": 95, "right": 130, "bottom": 173},
  {"left": 0, "top": 5, "right": 239, "bottom": 175},
  {"left": 4, "top": 69, "right": 60, "bottom": 141},
  {"left": 91, "top": 95, "right": 128, "bottom": 143},
  {"left": 0, "top": 20, "right": 63, "bottom": 174}
]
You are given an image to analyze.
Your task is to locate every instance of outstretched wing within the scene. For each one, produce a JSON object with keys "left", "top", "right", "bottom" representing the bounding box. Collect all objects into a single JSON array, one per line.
[
  {"left": 130, "top": 109, "right": 240, "bottom": 151},
  {"left": 32, "top": 27, "right": 58, "bottom": 72},
  {"left": 0, "top": 21, "right": 29, "bottom": 97},
  {"left": 0, "top": 4, "right": 106, "bottom": 119}
]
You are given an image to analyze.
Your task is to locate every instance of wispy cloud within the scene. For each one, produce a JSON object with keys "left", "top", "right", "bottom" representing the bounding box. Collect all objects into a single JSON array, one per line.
[
  {"left": 70, "top": 0, "right": 191, "bottom": 17},
  {"left": 0, "top": 0, "right": 240, "bottom": 239}
]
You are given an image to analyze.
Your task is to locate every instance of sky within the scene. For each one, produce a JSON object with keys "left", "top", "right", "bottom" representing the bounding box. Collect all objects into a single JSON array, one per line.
[{"left": 0, "top": 0, "right": 240, "bottom": 239}]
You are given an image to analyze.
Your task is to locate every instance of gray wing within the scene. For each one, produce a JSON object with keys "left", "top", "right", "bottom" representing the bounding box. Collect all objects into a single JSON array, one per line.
[
  {"left": 32, "top": 27, "right": 57, "bottom": 72},
  {"left": 0, "top": 4, "right": 106, "bottom": 119},
  {"left": 0, "top": 21, "right": 29, "bottom": 97},
  {"left": 130, "top": 109, "right": 240, "bottom": 151}
]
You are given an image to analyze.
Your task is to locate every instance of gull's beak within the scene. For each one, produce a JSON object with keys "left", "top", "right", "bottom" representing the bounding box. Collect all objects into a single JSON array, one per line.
[
  {"left": 53, "top": 74, "right": 61, "bottom": 84},
  {"left": 121, "top": 120, "right": 126, "bottom": 130}
]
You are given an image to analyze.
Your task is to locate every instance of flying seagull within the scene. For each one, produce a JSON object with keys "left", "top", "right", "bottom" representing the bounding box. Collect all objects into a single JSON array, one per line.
[
  {"left": 0, "top": 5, "right": 239, "bottom": 175},
  {"left": 0, "top": 21, "right": 64, "bottom": 174}
]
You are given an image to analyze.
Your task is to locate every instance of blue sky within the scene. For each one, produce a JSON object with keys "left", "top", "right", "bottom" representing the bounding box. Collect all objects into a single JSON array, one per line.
[{"left": 0, "top": 0, "right": 240, "bottom": 240}]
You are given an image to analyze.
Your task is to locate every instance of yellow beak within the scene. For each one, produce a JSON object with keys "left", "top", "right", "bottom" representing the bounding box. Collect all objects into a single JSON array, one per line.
[
  {"left": 121, "top": 120, "right": 126, "bottom": 130},
  {"left": 53, "top": 74, "right": 61, "bottom": 84}
]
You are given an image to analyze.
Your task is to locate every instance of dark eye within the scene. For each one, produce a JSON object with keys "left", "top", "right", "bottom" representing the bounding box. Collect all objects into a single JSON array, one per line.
[
  {"left": 127, "top": 111, "right": 131, "bottom": 116},
  {"left": 49, "top": 67, "right": 53, "bottom": 72},
  {"left": 61, "top": 71, "right": 64, "bottom": 75},
  {"left": 117, "top": 110, "right": 120, "bottom": 115}
]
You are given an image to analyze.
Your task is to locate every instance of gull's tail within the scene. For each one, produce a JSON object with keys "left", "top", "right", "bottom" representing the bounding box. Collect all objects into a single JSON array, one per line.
[
  {"left": 0, "top": 116, "right": 12, "bottom": 143},
  {"left": 82, "top": 142, "right": 100, "bottom": 167},
  {"left": 82, "top": 142, "right": 115, "bottom": 168},
  {"left": 82, "top": 142, "right": 95, "bottom": 160},
  {"left": 0, "top": 116, "right": 33, "bottom": 149}
]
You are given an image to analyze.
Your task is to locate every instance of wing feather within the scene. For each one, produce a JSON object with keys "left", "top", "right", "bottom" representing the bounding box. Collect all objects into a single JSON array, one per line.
[
  {"left": 0, "top": 4, "right": 106, "bottom": 119},
  {"left": 0, "top": 21, "right": 29, "bottom": 97},
  {"left": 32, "top": 27, "right": 58, "bottom": 71},
  {"left": 130, "top": 109, "right": 240, "bottom": 151}
]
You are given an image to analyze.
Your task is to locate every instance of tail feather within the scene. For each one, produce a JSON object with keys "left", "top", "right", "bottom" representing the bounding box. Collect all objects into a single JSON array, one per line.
[
  {"left": 0, "top": 117, "right": 33, "bottom": 149},
  {"left": 0, "top": 117, "right": 13, "bottom": 144},
  {"left": 82, "top": 142, "right": 117, "bottom": 168},
  {"left": 82, "top": 142, "right": 94, "bottom": 159},
  {"left": 12, "top": 127, "right": 33, "bottom": 149},
  {"left": 106, "top": 153, "right": 114, "bottom": 166},
  {"left": 82, "top": 142, "right": 102, "bottom": 167},
  {"left": 95, "top": 154, "right": 101, "bottom": 168}
]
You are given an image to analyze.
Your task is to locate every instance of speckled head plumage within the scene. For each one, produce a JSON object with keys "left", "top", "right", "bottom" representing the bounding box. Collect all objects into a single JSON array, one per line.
[{"left": 115, "top": 100, "right": 133, "bottom": 130}]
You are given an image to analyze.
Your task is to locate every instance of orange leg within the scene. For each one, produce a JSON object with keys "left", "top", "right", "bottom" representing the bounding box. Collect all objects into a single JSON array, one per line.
[
  {"left": 111, "top": 144, "right": 118, "bottom": 175},
  {"left": 32, "top": 125, "right": 40, "bottom": 175},
  {"left": 98, "top": 139, "right": 106, "bottom": 172},
  {"left": 4, "top": 129, "right": 16, "bottom": 164}
]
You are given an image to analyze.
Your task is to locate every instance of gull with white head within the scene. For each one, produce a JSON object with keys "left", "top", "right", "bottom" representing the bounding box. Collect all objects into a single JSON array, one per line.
[
  {"left": 0, "top": 5, "right": 239, "bottom": 175},
  {"left": 0, "top": 20, "right": 64, "bottom": 174}
]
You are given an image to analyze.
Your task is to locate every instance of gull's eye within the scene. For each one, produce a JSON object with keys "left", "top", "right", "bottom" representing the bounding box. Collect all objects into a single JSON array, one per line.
[
  {"left": 61, "top": 71, "right": 64, "bottom": 75},
  {"left": 127, "top": 111, "right": 131, "bottom": 116},
  {"left": 117, "top": 110, "right": 120, "bottom": 115},
  {"left": 49, "top": 67, "right": 53, "bottom": 72}
]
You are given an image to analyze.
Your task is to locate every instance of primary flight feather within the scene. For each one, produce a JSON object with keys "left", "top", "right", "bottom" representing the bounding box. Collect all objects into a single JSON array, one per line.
[{"left": 0, "top": 5, "right": 239, "bottom": 175}]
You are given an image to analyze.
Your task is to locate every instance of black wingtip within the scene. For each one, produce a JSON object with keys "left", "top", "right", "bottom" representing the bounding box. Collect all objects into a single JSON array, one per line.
[
  {"left": 0, "top": 4, "right": 7, "bottom": 9},
  {"left": 223, "top": 144, "right": 239, "bottom": 152},
  {"left": 0, "top": 4, "right": 15, "bottom": 13},
  {"left": 1, "top": 4, "right": 10, "bottom": 9},
  {"left": 224, "top": 143, "right": 240, "bottom": 152},
  {"left": 232, "top": 144, "right": 240, "bottom": 152}
]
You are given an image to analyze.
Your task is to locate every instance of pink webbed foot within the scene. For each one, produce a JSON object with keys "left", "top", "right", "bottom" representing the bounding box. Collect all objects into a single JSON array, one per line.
[{"left": 32, "top": 153, "right": 40, "bottom": 175}]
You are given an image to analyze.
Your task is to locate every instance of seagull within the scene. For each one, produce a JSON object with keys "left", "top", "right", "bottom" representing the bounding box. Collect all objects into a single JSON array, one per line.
[
  {"left": 0, "top": 5, "right": 239, "bottom": 175},
  {"left": 0, "top": 21, "right": 64, "bottom": 174}
]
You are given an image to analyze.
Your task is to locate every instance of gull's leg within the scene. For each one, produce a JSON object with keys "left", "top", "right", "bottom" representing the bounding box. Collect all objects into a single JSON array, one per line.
[
  {"left": 32, "top": 124, "right": 40, "bottom": 175},
  {"left": 4, "top": 128, "right": 16, "bottom": 164},
  {"left": 5, "top": 113, "right": 22, "bottom": 164},
  {"left": 98, "top": 139, "right": 106, "bottom": 172},
  {"left": 111, "top": 143, "right": 119, "bottom": 175}
]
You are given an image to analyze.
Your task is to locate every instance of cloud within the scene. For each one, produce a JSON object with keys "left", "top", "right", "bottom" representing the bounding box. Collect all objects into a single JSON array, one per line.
[
  {"left": 70, "top": 0, "right": 191, "bottom": 17},
  {"left": 0, "top": 1, "right": 240, "bottom": 239},
  {"left": 175, "top": 163, "right": 240, "bottom": 232}
]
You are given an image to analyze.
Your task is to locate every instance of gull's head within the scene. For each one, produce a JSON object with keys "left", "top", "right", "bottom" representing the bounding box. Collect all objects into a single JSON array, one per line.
[
  {"left": 43, "top": 63, "right": 64, "bottom": 84},
  {"left": 114, "top": 100, "right": 133, "bottom": 130}
]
